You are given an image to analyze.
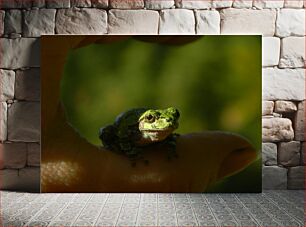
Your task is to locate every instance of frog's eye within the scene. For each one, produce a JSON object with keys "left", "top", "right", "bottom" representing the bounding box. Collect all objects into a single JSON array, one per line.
[{"left": 145, "top": 114, "right": 155, "bottom": 122}]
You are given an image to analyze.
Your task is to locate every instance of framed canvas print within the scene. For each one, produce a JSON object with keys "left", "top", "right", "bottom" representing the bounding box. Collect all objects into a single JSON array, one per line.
[{"left": 41, "top": 35, "right": 261, "bottom": 192}]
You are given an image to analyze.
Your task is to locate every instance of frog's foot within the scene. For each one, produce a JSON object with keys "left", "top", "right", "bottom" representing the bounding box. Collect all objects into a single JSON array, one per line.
[{"left": 127, "top": 148, "right": 149, "bottom": 167}]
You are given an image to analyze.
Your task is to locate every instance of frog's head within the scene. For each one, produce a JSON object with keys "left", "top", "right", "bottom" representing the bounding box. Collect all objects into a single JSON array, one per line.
[{"left": 138, "top": 107, "right": 180, "bottom": 142}]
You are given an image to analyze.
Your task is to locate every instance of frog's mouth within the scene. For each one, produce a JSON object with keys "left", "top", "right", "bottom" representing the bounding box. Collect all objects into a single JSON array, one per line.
[{"left": 137, "top": 127, "right": 175, "bottom": 145}]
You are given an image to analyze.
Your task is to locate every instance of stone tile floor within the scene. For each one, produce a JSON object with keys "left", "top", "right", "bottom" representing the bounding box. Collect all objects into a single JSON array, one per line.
[{"left": 1, "top": 190, "right": 304, "bottom": 226}]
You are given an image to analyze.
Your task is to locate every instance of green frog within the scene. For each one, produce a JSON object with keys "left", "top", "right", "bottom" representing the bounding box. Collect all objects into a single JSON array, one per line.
[{"left": 99, "top": 107, "right": 180, "bottom": 165}]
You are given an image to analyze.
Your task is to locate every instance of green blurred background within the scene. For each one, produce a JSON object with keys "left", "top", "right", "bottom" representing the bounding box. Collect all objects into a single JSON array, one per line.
[{"left": 61, "top": 36, "right": 262, "bottom": 192}]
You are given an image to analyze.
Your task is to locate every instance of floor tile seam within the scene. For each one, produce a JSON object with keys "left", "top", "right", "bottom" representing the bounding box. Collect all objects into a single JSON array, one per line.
[
  {"left": 202, "top": 194, "right": 220, "bottom": 226},
  {"left": 69, "top": 194, "right": 94, "bottom": 226},
  {"left": 186, "top": 193, "right": 199, "bottom": 226},
  {"left": 233, "top": 194, "right": 261, "bottom": 226},
  {"left": 93, "top": 193, "right": 110, "bottom": 226},
  {"left": 216, "top": 194, "right": 245, "bottom": 226},
  {"left": 261, "top": 193, "right": 304, "bottom": 225},
  {"left": 248, "top": 197, "right": 283, "bottom": 226},
  {"left": 47, "top": 194, "right": 79, "bottom": 226},
  {"left": 23, "top": 193, "right": 61, "bottom": 226},
  {"left": 114, "top": 193, "right": 126, "bottom": 226}
]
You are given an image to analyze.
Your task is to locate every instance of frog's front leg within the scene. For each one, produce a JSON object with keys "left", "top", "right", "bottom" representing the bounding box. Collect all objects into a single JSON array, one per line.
[
  {"left": 119, "top": 141, "right": 148, "bottom": 167},
  {"left": 127, "top": 147, "right": 150, "bottom": 167},
  {"left": 164, "top": 133, "right": 180, "bottom": 161}
]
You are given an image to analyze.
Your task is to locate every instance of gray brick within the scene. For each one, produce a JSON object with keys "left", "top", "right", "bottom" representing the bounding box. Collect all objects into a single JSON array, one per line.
[
  {"left": 0, "top": 167, "right": 40, "bottom": 192},
  {"left": 15, "top": 68, "right": 40, "bottom": 101},
  {"left": 0, "top": 142, "right": 27, "bottom": 169},
  {"left": 0, "top": 10, "right": 4, "bottom": 35},
  {"left": 301, "top": 142, "right": 305, "bottom": 165},
  {"left": 262, "top": 143, "right": 277, "bottom": 166},
  {"left": 91, "top": 0, "right": 108, "bottom": 8},
  {"left": 46, "top": 0, "right": 70, "bottom": 8},
  {"left": 0, "top": 38, "right": 40, "bottom": 69},
  {"left": 0, "top": 102, "right": 7, "bottom": 142},
  {"left": 4, "top": 9, "right": 22, "bottom": 34},
  {"left": 0, "top": 0, "right": 32, "bottom": 9},
  {"left": 27, "top": 143, "right": 40, "bottom": 166},
  {"left": 56, "top": 8, "right": 107, "bottom": 34},
  {"left": 23, "top": 9, "right": 56, "bottom": 37},
  {"left": 288, "top": 166, "right": 304, "bottom": 189},
  {"left": 71, "top": 0, "right": 91, "bottom": 7},
  {"left": 278, "top": 141, "right": 301, "bottom": 167},
  {"left": 294, "top": 101, "right": 305, "bottom": 141},
  {"left": 0, "top": 69, "right": 15, "bottom": 101},
  {"left": 8, "top": 102, "right": 40, "bottom": 142},
  {"left": 262, "top": 166, "right": 287, "bottom": 189},
  {"left": 32, "top": 0, "right": 46, "bottom": 8},
  {"left": 109, "top": 0, "right": 144, "bottom": 8},
  {"left": 145, "top": 0, "right": 175, "bottom": 9}
]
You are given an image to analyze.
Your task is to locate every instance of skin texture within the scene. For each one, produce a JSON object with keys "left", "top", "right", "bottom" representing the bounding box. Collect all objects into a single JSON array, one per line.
[
  {"left": 99, "top": 107, "right": 180, "bottom": 160},
  {"left": 41, "top": 36, "right": 258, "bottom": 192}
]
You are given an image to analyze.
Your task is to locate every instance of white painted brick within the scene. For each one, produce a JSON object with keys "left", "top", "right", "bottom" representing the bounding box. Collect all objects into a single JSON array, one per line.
[
  {"left": 27, "top": 143, "right": 40, "bottom": 167},
  {"left": 262, "top": 37, "right": 280, "bottom": 66},
  {"left": 262, "top": 101, "right": 274, "bottom": 115},
  {"left": 56, "top": 8, "right": 107, "bottom": 34},
  {"left": 110, "top": 0, "right": 144, "bottom": 8},
  {"left": 108, "top": 10, "right": 159, "bottom": 34},
  {"left": 262, "top": 143, "right": 277, "bottom": 165},
  {"left": 263, "top": 68, "right": 305, "bottom": 101},
  {"left": 0, "top": 102, "right": 7, "bottom": 142},
  {"left": 212, "top": 0, "right": 233, "bottom": 8},
  {"left": 159, "top": 9, "right": 195, "bottom": 34},
  {"left": 274, "top": 100, "right": 297, "bottom": 113},
  {"left": 284, "top": 0, "right": 304, "bottom": 8},
  {"left": 145, "top": 0, "right": 175, "bottom": 9},
  {"left": 280, "top": 37, "right": 305, "bottom": 68},
  {"left": 0, "top": 38, "right": 40, "bottom": 69},
  {"left": 0, "top": 69, "right": 15, "bottom": 102},
  {"left": 175, "top": 0, "right": 212, "bottom": 9},
  {"left": 294, "top": 101, "right": 305, "bottom": 141},
  {"left": 220, "top": 8, "right": 276, "bottom": 36},
  {"left": 276, "top": 9, "right": 305, "bottom": 37},
  {"left": 253, "top": 0, "right": 284, "bottom": 8},
  {"left": 278, "top": 141, "right": 301, "bottom": 166},
  {"left": 195, "top": 10, "right": 220, "bottom": 34},
  {"left": 8, "top": 102, "right": 40, "bottom": 142},
  {"left": 262, "top": 118, "right": 294, "bottom": 142},
  {"left": 23, "top": 9, "right": 56, "bottom": 37},
  {"left": 0, "top": 142, "right": 27, "bottom": 169},
  {"left": 232, "top": 0, "right": 253, "bottom": 8},
  {"left": 263, "top": 166, "right": 287, "bottom": 189},
  {"left": 15, "top": 69, "right": 40, "bottom": 101}
]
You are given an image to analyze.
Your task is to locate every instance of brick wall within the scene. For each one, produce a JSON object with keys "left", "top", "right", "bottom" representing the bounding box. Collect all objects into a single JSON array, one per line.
[{"left": 0, "top": 0, "right": 305, "bottom": 192}]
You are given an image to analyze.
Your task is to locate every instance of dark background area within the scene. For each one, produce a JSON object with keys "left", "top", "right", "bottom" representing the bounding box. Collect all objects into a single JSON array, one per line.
[{"left": 60, "top": 36, "right": 262, "bottom": 192}]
